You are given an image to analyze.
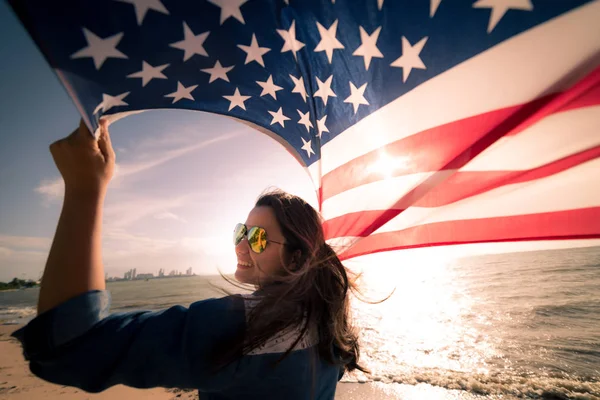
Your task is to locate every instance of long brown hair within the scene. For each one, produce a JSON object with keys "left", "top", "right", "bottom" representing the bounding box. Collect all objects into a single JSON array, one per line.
[{"left": 216, "top": 188, "right": 370, "bottom": 374}]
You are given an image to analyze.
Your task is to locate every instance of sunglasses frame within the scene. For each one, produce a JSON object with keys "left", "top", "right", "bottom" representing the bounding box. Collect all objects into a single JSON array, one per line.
[{"left": 233, "top": 223, "right": 286, "bottom": 254}]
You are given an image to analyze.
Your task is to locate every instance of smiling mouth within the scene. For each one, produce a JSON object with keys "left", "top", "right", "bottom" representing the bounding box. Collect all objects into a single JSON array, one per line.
[{"left": 237, "top": 261, "right": 253, "bottom": 269}]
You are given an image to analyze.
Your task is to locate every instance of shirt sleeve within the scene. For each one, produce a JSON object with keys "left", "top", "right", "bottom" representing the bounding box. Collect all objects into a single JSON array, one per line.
[{"left": 11, "top": 290, "right": 246, "bottom": 393}]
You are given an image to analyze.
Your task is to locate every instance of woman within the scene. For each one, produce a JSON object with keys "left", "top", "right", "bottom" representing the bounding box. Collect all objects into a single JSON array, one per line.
[{"left": 13, "top": 120, "right": 367, "bottom": 399}]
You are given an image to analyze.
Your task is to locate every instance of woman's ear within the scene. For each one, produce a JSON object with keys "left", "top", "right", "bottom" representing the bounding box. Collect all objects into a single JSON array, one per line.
[{"left": 289, "top": 249, "right": 302, "bottom": 270}]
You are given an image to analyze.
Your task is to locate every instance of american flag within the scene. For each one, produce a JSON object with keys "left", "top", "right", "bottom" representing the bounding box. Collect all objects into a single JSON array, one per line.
[{"left": 9, "top": 0, "right": 600, "bottom": 260}]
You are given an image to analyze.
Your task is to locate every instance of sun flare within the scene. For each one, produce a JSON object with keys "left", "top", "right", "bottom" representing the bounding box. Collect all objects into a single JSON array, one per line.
[{"left": 368, "top": 152, "right": 412, "bottom": 179}]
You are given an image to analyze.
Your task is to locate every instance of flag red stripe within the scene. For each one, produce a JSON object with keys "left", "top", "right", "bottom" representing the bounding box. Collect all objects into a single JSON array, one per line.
[
  {"left": 414, "top": 144, "right": 600, "bottom": 207},
  {"left": 320, "top": 65, "right": 600, "bottom": 203},
  {"left": 322, "top": 145, "right": 600, "bottom": 239},
  {"left": 335, "top": 207, "right": 600, "bottom": 260}
]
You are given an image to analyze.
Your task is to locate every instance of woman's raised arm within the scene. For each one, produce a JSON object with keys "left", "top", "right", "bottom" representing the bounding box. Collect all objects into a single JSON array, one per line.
[{"left": 38, "top": 120, "right": 115, "bottom": 315}]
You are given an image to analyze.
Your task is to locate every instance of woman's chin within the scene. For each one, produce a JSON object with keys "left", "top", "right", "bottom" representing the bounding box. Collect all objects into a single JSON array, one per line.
[{"left": 234, "top": 268, "right": 254, "bottom": 284}]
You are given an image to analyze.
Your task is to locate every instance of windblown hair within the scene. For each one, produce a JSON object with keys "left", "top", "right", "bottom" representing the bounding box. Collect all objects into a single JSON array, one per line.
[{"left": 216, "top": 188, "right": 371, "bottom": 375}]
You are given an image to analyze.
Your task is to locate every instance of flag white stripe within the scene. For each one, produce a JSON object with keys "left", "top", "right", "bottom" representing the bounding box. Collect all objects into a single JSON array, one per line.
[
  {"left": 461, "top": 106, "right": 600, "bottom": 171},
  {"left": 372, "top": 157, "right": 600, "bottom": 235},
  {"left": 321, "top": 172, "right": 434, "bottom": 220}
]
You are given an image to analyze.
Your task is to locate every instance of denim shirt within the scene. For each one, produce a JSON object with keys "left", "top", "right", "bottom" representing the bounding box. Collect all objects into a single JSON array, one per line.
[{"left": 12, "top": 291, "right": 344, "bottom": 399}]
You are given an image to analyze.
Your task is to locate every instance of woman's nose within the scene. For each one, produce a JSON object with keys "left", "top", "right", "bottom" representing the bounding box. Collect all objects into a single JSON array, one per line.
[{"left": 235, "top": 236, "right": 249, "bottom": 253}]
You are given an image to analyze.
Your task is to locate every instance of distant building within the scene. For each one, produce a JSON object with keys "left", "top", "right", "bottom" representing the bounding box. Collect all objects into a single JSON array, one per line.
[
  {"left": 123, "top": 268, "right": 140, "bottom": 280},
  {"left": 136, "top": 273, "right": 153, "bottom": 279},
  {"left": 158, "top": 268, "right": 165, "bottom": 277},
  {"left": 186, "top": 267, "right": 193, "bottom": 276}
]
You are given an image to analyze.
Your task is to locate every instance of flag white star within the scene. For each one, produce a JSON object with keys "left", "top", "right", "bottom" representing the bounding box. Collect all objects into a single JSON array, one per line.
[
  {"left": 165, "top": 81, "right": 198, "bottom": 103},
  {"left": 115, "top": 0, "right": 169, "bottom": 25},
  {"left": 289, "top": 74, "right": 307, "bottom": 102},
  {"left": 268, "top": 107, "right": 290, "bottom": 127},
  {"left": 94, "top": 92, "right": 130, "bottom": 114},
  {"left": 390, "top": 36, "right": 428, "bottom": 82},
  {"left": 317, "top": 115, "right": 329, "bottom": 138},
  {"left": 353, "top": 26, "right": 383, "bottom": 70},
  {"left": 170, "top": 23, "right": 210, "bottom": 62},
  {"left": 257, "top": 75, "right": 284, "bottom": 100},
  {"left": 201, "top": 60, "right": 234, "bottom": 83},
  {"left": 301, "top": 137, "right": 315, "bottom": 157},
  {"left": 277, "top": 20, "right": 305, "bottom": 59},
  {"left": 344, "top": 82, "right": 369, "bottom": 114},
  {"left": 473, "top": 0, "right": 533, "bottom": 33},
  {"left": 127, "top": 61, "right": 168, "bottom": 86},
  {"left": 238, "top": 34, "right": 271, "bottom": 67},
  {"left": 297, "top": 110, "right": 313, "bottom": 132},
  {"left": 208, "top": 0, "right": 248, "bottom": 25},
  {"left": 71, "top": 28, "right": 128, "bottom": 70},
  {"left": 431, "top": 0, "right": 442, "bottom": 17},
  {"left": 223, "top": 87, "right": 251, "bottom": 111},
  {"left": 314, "top": 75, "right": 336, "bottom": 106},
  {"left": 314, "top": 19, "right": 344, "bottom": 64}
]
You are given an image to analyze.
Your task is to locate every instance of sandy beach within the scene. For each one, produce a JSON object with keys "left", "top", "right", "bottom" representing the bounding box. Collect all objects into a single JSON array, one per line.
[{"left": 0, "top": 325, "right": 400, "bottom": 400}]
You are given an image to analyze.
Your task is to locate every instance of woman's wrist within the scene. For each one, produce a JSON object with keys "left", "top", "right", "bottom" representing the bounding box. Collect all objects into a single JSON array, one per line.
[{"left": 64, "top": 185, "right": 107, "bottom": 202}]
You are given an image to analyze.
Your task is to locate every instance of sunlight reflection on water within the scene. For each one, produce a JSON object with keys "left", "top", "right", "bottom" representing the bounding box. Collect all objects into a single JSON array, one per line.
[
  {"left": 338, "top": 247, "right": 600, "bottom": 398},
  {"left": 347, "top": 252, "right": 501, "bottom": 380}
]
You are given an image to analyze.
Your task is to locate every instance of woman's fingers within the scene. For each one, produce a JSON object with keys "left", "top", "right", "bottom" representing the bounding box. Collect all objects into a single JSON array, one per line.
[
  {"left": 77, "top": 119, "right": 95, "bottom": 140},
  {"left": 97, "top": 120, "right": 115, "bottom": 162}
]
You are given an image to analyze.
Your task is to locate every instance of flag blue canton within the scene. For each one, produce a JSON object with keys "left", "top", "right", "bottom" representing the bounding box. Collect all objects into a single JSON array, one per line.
[{"left": 10, "top": 0, "right": 591, "bottom": 166}]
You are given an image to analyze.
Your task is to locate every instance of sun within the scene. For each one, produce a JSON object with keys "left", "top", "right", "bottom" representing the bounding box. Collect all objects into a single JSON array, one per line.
[{"left": 367, "top": 151, "right": 412, "bottom": 179}]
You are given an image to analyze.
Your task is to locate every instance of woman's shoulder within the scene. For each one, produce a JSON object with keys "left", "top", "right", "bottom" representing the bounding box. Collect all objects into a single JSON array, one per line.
[{"left": 188, "top": 294, "right": 248, "bottom": 315}]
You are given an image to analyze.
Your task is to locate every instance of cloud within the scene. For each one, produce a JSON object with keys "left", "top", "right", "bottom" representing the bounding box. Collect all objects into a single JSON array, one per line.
[
  {"left": 154, "top": 211, "right": 187, "bottom": 223},
  {"left": 35, "top": 129, "right": 243, "bottom": 202},
  {"left": 0, "top": 235, "right": 52, "bottom": 252},
  {"left": 0, "top": 246, "right": 48, "bottom": 282},
  {"left": 104, "top": 192, "right": 200, "bottom": 229},
  {"left": 103, "top": 230, "right": 229, "bottom": 256},
  {"left": 36, "top": 178, "right": 64, "bottom": 201},
  {"left": 104, "top": 230, "right": 180, "bottom": 255},
  {"left": 115, "top": 132, "right": 240, "bottom": 179}
]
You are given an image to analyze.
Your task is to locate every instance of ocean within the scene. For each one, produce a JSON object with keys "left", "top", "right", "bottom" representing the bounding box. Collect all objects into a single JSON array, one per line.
[{"left": 1, "top": 246, "right": 599, "bottom": 399}]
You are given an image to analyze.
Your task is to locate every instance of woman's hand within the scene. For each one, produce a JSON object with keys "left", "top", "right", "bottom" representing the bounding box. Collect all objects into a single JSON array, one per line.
[{"left": 49, "top": 119, "right": 115, "bottom": 196}]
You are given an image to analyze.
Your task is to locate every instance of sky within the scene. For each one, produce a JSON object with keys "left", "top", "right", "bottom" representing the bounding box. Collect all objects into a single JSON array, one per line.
[{"left": 1, "top": 2, "right": 598, "bottom": 282}]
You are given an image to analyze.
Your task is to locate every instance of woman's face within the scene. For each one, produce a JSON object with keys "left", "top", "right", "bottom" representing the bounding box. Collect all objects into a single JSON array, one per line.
[{"left": 235, "top": 206, "right": 288, "bottom": 285}]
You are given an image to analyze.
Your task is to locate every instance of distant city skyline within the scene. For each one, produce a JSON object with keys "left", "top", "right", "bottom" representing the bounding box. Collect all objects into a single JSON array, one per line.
[{"left": 107, "top": 267, "right": 196, "bottom": 282}]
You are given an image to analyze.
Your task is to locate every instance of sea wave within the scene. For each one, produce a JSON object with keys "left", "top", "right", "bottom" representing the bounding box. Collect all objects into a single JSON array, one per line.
[
  {"left": 533, "top": 302, "right": 600, "bottom": 319},
  {"left": 342, "top": 369, "right": 600, "bottom": 399},
  {"left": 0, "top": 306, "right": 36, "bottom": 323}
]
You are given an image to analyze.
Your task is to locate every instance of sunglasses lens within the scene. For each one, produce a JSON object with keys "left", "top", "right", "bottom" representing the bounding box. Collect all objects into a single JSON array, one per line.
[
  {"left": 233, "top": 223, "right": 246, "bottom": 246},
  {"left": 247, "top": 226, "right": 267, "bottom": 254}
]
